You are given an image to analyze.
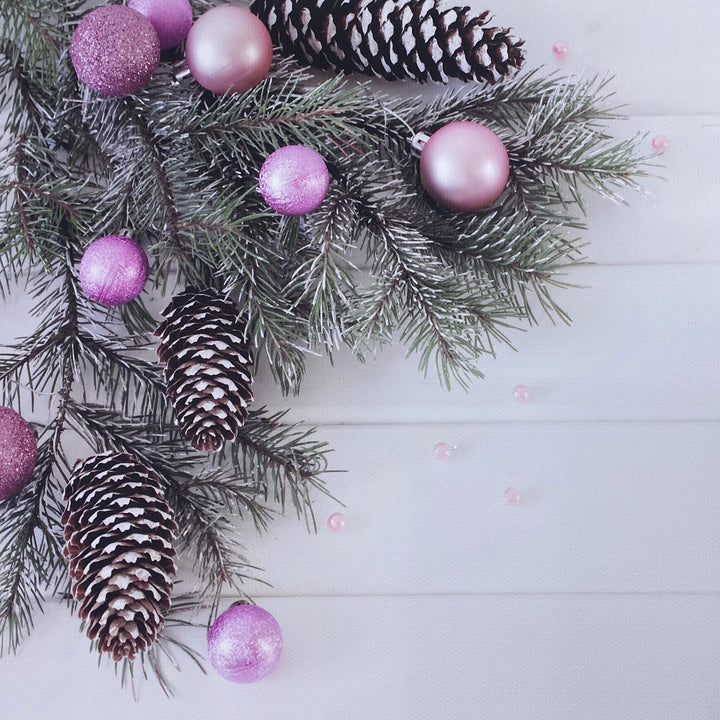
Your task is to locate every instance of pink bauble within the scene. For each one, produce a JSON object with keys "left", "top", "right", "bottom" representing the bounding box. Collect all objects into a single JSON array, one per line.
[
  {"left": 185, "top": 6, "right": 273, "bottom": 95},
  {"left": 259, "top": 145, "right": 330, "bottom": 215},
  {"left": 327, "top": 512, "right": 346, "bottom": 531},
  {"left": 128, "top": 0, "right": 193, "bottom": 50},
  {"left": 503, "top": 487, "right": 523, "bottom": 506},
  {"left": 0, "top": 407, "right": 38, "bottom": 502},
  {"left": 78, "top": 235, "right": 149, "bottom": 306},
  {"left": 419, "top": 121, "right": 510, "bottom": 212},
  {"left": 70, "top": 6, "right": 160, "bottom": 96},
  {"left": 208, "top": 604, "right": 283, "bottom": 683}
]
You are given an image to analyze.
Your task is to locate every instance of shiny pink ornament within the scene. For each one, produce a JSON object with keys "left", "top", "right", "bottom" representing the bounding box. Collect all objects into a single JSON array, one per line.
[
  {"left": 70, "top": 5, "right": 160, "bottom": 96},
  {"left": 327, "top": 512, "right": 346, "bottom": 531},
  {"left": 79, "top": 235, "right": 149, "bottom": 306},
  {"left": 208, "top": 604, "right": 283, "bottom": 683},
  {"left": 432, "top": 442, "right": 454, "bottom": 461},
  {"left": 0, "top": 407, "right": 37, "bottom": 501},
  {"left": 259, "top": 145, "right": 331, "bottom": 215},
  {"left": 419, "top": 121, "right": 509, "bottom": 211},
  {"left": 552, "top": 40, "right": 570, "bottom": 59},
  {"left": 128, "top": 0, "right": 193, "bottom": 50},
  {"left": 185, "top": 5, "right": 273, "bottom": 95},
  {"left": 652, "top": 135, "right": 669, "bottom": 153},
  {"left": 503, "top": 487, "right": 523, "bottom": 506},
  {"left": 513, "top": 384, "right": 530, "bottom": 402}
]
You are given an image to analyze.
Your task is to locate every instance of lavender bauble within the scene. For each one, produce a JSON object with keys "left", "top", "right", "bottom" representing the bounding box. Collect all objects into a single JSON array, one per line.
[
  {"left": 208, "top": 604, "right": 283, "bottom": 683},
  {"left": 259, "top": 145, "right": 330, "bottom": 215},
  {"left": 128, "top": 0, "right": 193, "bottom": 51},
  {"left": 78, "top": 235, "right": 149, "bottom": 306},
  {"left": 70, "top": 6, "right": 160, "bottom": 96},
  {"left": 185, "top": 5, "right": 273, "bottom": 95},
  {"left": 419, "top": 121, "right": 510, "bottom": 211},
  {"left": 0, "top": 407, "right": 37, "bottom": 502}
]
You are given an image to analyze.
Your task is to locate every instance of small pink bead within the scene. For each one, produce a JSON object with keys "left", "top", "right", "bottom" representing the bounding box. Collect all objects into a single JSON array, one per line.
[
  {"left": 513, "top": 384, "right": 530, "bottom": 402},
  {"left": 432, "top": 442, "right": 454, "bottom": 461},
  {"left": 327, "top": 512, "right": 346, "bottom": 531},
  {"left": 503, "top": 487, "right": 523, "bottom": 506},
  {"left": 651, "top": 135, "right": 669, "bottom": 153},
  {"left": 552, "top": 40, "right": 569, "bottom": 59}
]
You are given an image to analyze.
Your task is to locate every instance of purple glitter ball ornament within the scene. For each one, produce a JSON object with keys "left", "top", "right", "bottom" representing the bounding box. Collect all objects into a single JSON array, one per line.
[
  {"left": 0, "top": 407, "right": 38, "bottom": 502},
  {"left": 208, "top": 604, "right": 283, "bottom": 683},
  {"left": 128, "top": 0, "right": 193, "bottom": 51},
  {"left": 259, "top": 145, "right": 330, "bottom": 215},
  {"left": 70, "top": 5, "right": 160, "bottom": 96},
  {"left": 78, "top": 235, "right": 149, "bottom": 306}
]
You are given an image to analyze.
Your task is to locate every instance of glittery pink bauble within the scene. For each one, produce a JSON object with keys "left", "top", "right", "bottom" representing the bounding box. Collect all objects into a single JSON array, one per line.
[
  {"left": 259, "top": 145, "right": 331, "bottom": 215},
  {"left": 503, "top": 487, "right": 523, "bottom": 506},
  {"left": 185, "top": 5, "right": 273, "bottom": 95},
  {"left": 0, "top": 407, "right": 38, "bottom": 501},
  {"left": 208, "top": 604, "right": 283, "bottom": 683},
  {"left": 128, "top": 0, "right": 193, "bottom": 50},
  {"left": 419, "top": 122, "right": 509, "bottom": 211},
  {"left": 552, "top": 40, "right": 570, "bottom": 59},
  {"left": 513, "top": 384, "right": 531, "bottom": 402},
  {"left": 70, "top": 6, "right": 160, "bottom": 96},
  {"left": 327, "top": 512, "right": 346, "bottom": 531},
  {"left": 78, "top": 235, "right": 149, "bottom": 306}
]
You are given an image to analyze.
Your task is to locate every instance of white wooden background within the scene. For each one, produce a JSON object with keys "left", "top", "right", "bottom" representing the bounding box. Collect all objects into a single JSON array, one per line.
[{"left": 4, "top": 0, "right": 720, "bottom": 717}]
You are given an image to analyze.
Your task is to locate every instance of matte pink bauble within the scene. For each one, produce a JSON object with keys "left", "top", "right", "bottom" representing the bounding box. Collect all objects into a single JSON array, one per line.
[
  {"left": 70, "top": 5, "right": 160, "bottom": 96},
  {"left": 78, "top": 235, "right": 149, "bottom": 306},
  {"left": 259, "top": 145, "right": 330, "bottom": 215},
  {"left": 185, "top": 6, "right": 273, "bottom": 95},
  {"left": 0, "top": 407, "right": 38, "bottom": 502},
  {"left": 419, "top": 121, "right": 510, "bottom": 211},
  {"left": 208, "top": 604, "right": 283, "bottom": 683},
  {"left": 128, "top": 0, "right": 193, "bottom": 50}
]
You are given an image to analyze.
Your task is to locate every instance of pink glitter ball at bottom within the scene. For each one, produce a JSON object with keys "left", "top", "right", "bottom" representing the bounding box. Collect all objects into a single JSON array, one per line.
[
  {"left": 128, "top": 0, "right": 193, "bottom": 50},
  {"left": 259, "top": 145, "right": 331, "bottom": 215},
  {"left": 503, "top": 487, "right": 523, "bottom": 506},
  {"left": 0, "top": 407, "right": 38, "bottom": 502},
  {"left": 70, "top": 5, "right": 160, "bottom": 96},
  {"left": 208, "top": 604, "right": 283, "bottom": 683},
  {"left": 78, "top": 235, "right": 149, "bottom": 306},
  {"left": 327, "top": 512, "right": 346, "bottom": 531}
]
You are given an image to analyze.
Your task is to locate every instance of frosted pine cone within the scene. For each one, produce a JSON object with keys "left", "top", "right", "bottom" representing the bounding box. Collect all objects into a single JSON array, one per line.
[
  {"left": 155, "top": 288, "right": 254, "bottom": 452},
  {"left": 250, "top": 0, "right": 525, "bottom": 83},
  {"left": 62, "top": 452, "right": 177, "bottom": 662}
]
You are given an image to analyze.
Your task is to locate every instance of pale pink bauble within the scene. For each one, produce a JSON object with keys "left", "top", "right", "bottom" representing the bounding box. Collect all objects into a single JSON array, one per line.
[
  {"left": 185, "top": 5, "right": 273, "bottom": 95},
  {"left": 78, "top": 235, "right": 149, "bottom": 306},
  {"left": 208, "top": 604, "right": 283, "bottom": 683},
  {"left": 0, "top": 407, "right": 38, "bottom": 501},
  {"left": 128, "top": 0, "right": 193, "bottom": 50},
  {"left": 259, "top": 145, "right": 330, "bottom": 215},
  {"left": 419, "top": 121, "right": 510, "bottom": 212}
]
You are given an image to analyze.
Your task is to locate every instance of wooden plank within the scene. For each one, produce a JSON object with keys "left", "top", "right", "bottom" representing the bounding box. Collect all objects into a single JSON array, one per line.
[
  {"left": 5, "top": 594, "right": 720, "bottom": 719},
  {"left": 237, "top": 421, "right": 720, "bottom": 596}
]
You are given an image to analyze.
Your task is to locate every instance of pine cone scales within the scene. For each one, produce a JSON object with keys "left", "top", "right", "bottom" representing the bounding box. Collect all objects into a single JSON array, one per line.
[
  {"left": 62, "top": 452, "right": 177, "bottom": 662},
  {"left": 250, "top": 0, "right": 525, "bottom": 83},
  {"left": 155, "top": 288, "right": 254, "bottom": 452}
]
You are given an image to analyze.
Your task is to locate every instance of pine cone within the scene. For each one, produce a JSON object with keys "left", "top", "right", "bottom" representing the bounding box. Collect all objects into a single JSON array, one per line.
[
  {"left": 62, "top": 452, "right": 177, "bottom": 662},
  {"left": 250, "top": 0, "right": 525, "bottom": 83},
  {"left": 155, "top": 288, "right": 254, "bottom": 452}
]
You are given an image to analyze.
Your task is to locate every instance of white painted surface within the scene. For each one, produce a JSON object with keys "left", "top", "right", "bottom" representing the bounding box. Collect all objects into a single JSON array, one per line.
[{"left": 3, "top": 0, "right": 720, "bottom": 717}]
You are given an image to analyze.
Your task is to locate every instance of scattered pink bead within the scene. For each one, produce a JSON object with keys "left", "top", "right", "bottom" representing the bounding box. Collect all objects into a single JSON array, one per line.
[
  {"left": 651, "top": 135, "right": 669, "bottom": 153},
  {"left": 503, "top": 487, "right": 523, "bottom": 506},
  {"left": 327, "top": 512, "right": 346, "bottom": 531},
  {"left": 513, "top": 384, "right": 530, "bottom": 402},
  {"left": 552, "top": 40, "right": 569, "bottom": 59},
  {"left": 432, "top": 442, "right": 454, "bottom": 461}
]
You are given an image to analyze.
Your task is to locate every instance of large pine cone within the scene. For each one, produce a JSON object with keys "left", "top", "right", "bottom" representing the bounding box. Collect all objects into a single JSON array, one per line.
[
  {"left": 62, "top": 452, "right": 177, "bottom": 662},
  {"left": 155, "top": 288, "right": 254, "bottom": 452},
  {"left": 250, "top": 0, "right": 525, "bottom": 83}
]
